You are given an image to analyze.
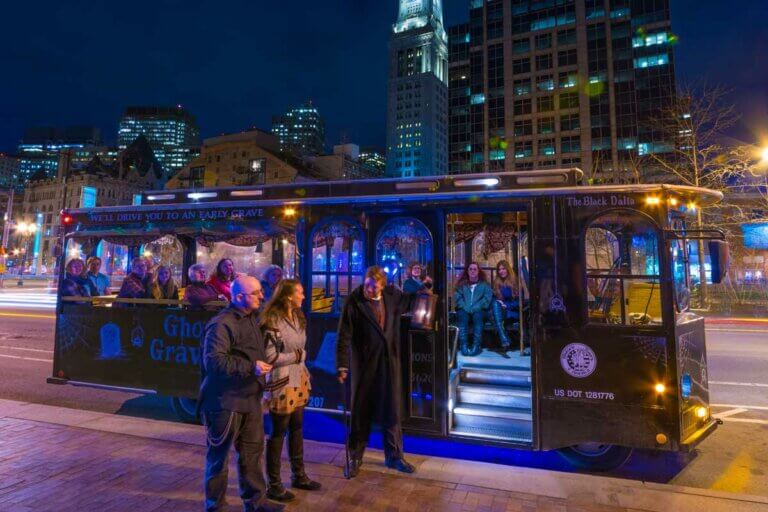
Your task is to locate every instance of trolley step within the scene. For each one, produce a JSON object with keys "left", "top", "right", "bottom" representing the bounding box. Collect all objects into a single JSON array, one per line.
[
  {"left": 460, "top": 367, "right": 532, "bottom": 388},
  {"left": 457, "top": 383, "right": 532, "bottom": 409},
  {"left": 451, "top": 404, "right": 532, "bottom": 442}
]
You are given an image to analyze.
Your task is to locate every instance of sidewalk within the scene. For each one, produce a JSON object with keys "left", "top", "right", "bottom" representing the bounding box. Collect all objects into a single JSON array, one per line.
[{"left": 0, "top": 400, "right": 766, "bottom": 512}]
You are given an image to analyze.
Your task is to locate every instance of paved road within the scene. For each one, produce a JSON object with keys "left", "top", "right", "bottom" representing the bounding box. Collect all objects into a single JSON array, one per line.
[{"left": 0, "top": 307, "right": 765, "bottom": 496}]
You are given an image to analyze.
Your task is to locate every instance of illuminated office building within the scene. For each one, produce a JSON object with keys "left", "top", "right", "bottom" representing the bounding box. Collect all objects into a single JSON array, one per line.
[
  {"left": 386, "top": 0, "right": 449, "bottom": 177},
  {"left": 448, "top": 0, "right": 676, "bottom": 183},
  {"left": 118, "top": 106, "right": 199, "bottom": 177},
  {"left": 271, "top": 102, "right": 326, "bottom": 156},
  {"left": 17, "top": 126, "right": 102, "bottom": 185}
]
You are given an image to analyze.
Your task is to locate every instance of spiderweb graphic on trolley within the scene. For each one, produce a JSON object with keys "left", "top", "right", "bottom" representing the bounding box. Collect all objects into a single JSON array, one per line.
[
  {"left": 56, "top": 313, "right": 93, "bottom": 355},
  {"left": 628, "top": 335, "right": 667, "bottom": 367}
]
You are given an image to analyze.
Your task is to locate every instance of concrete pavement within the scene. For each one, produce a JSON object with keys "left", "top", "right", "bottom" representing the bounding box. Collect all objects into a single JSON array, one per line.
[{"left": 0, "top": 399, "right": 767, "bottom": 512}]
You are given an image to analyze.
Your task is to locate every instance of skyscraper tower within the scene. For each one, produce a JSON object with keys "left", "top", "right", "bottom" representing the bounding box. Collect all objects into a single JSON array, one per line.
[
  {"left": 271, "top": 101, "right": 326, "bottom": 156},
  {"left": 386, "top": 0, "right": 448, "bottom": 177},
  {"left": 118, "top": 106, "right": 200, "bottom": 178}
]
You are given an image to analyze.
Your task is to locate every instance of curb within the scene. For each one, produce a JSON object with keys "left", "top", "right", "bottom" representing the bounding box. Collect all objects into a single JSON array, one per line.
[{"left": 0, "top": 398, "right": 766, "bottom": 512}]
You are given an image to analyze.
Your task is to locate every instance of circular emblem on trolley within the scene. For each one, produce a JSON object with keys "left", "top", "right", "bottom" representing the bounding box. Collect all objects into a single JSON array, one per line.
[{"left": 560, "top": 343, "right": 597, "bottom": 378}]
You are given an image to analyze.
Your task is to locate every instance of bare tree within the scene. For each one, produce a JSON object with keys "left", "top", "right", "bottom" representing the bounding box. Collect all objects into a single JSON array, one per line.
[{"left": 643, "top": 85, "right": 749, "bottom": 307}]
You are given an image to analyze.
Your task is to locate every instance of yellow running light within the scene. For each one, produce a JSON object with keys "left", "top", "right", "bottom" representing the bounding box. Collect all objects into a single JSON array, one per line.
[
  {"left": 645, "top": 196, "right": 661, "bottom": 206},
  {"left": 695, "top": 406, "right": 708, "bottom": 419}
]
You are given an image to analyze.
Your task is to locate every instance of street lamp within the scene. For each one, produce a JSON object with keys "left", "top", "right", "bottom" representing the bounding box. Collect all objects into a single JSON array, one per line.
[{"left": 14, "top": 221, "right": 38, "bottom": 286}]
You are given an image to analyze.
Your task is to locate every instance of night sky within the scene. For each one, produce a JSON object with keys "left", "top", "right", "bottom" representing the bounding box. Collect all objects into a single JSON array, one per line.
[{"left": 1, "top": 0, "right": 766, "bottom": 154}]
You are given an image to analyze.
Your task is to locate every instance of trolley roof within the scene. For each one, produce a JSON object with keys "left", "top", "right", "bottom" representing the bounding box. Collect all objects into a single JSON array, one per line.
[{"left": 64, "top": 169, "right": 723, "bottom": 219}]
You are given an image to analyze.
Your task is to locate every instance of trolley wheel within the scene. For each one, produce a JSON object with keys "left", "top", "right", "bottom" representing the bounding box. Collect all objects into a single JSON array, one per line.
[
  {"left": 170, "top": 396, "right": 201, "bottom": 424},
  {"left": 557, "top": 443, "right": 633, "bottom": 471}
]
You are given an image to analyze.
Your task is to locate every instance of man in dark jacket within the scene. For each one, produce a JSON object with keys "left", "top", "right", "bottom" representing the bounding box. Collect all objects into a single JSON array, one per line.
[
  {"left": 199, "top": 276, "right": 283, "bottom": 512},
  {"left": 336, "top": 265, "right": 430, "bottom": 477}
]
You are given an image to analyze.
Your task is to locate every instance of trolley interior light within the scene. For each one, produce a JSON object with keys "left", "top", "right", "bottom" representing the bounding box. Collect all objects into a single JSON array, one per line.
[
  {"left": 187, "top": 192, "right": 217, "bottom": 200},
  {"left": 230, "top": 190, "right": 264, "bottom": 197},
  {"left": 668, "top": 197, "right": 679, "bottom": 206},
  {"left": 455, "top": 177, "right": 500, "bottom": 187},
  {"left": 654, "top": 383, "right": 666, "bottom": 394},
  {"left": 283, "top": 207, "right": 297, "bottom": 217},
  {"left": 147, "top": 194, "right": 175, "bottom": 201}
]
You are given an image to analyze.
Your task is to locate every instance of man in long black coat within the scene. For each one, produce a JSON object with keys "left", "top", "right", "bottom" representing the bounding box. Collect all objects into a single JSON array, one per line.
[{"left": 336, "top": 265, "right": 431, "bottom": 477}]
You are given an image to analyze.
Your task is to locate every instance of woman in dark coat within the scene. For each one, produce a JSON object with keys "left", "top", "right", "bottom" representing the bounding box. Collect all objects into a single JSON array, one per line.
[{"left": 336, "top": 265, "right": 430, "bottom": 478}]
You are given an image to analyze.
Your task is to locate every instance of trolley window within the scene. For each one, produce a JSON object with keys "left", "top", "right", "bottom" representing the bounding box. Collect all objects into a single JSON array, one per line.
[
  {"left": 195, "top": 235, "right": 297, "bottom": 282},
  {"left": 141, "top": 235, "right": 185, "bottom": 285},
  {"left": 375, "top": 217, "right": 433, "bottom": 288},
  {"left": 311, "top": 219, "right": 364, "bottom": 314},
  {"left": 585, "top": 210, "right": 661, "bottom": 325}
]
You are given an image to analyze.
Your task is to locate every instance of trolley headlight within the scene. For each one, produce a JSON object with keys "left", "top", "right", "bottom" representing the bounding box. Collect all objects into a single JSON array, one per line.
[{"left": 654, "top": 383, "right": 666, "bottom": 394}]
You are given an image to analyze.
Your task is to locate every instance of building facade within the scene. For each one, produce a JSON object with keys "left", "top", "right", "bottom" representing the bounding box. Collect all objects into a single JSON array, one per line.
[
  {"left": 18, "top": 136, "right": 164, "bottom": 271},
  {"left": 17, "top": 126, "right": 102, "bottom": 185},
  {"left": 118, "top": 106, "right": 199, "bottom": 177},
  {"left": 359, "top": 147, "right": 387, "bottom": 175},
  {"left": 166, "top": 131, "right": 383, "bottom": 189},
  {"left": 271, "top": 102, "right": 326, "bottom": 156},
  {"left": 448, "top": 0, "right": 676, "bottom": 183},
  {"left": 386, "top": 0, "right": 449, "bottom": 177},
  {"left": 0, "top": 154, "right": 19, "bottom": 191}
]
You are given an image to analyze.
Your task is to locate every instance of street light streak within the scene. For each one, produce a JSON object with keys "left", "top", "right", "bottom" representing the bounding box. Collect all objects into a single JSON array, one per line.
[
  {"left": 714, "top": 408, "right": 748, "bottom": 419},
  {"left": 710, "top": 381, "right": 768, "bottom": 388},
  {"left": 0, "top": 312, "right": 56, "bottom": 319},
  {"left": 0, "top": 353, "right": 52, "bottom": 363},
  {"left": 0, "top": 345, "right": 54, "bottom": 354},
  {"left": 712, "top": 404, "right": 768, "bottom": 411}
]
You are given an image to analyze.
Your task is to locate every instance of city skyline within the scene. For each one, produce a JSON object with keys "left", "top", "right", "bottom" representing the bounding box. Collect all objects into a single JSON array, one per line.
[{"left": 1, "top": 1, "right": 766, "bottom": 156}]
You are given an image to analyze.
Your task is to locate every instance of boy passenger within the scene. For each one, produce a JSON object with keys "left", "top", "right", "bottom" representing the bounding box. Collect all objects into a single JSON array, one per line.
[
  {"left": 60, "top": 258, "right": 91, "bottom": 297},
  {"left": 85, "top": 256, "right": 110, "bottom": 296}
]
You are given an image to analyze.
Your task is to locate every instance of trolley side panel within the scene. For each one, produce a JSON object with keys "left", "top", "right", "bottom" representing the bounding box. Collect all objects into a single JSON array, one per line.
[{"left": 52, "top": 304, "right": 214, "bottom": 398}]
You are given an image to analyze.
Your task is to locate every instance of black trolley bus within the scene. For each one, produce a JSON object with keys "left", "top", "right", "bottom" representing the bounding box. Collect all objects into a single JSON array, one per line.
[{"left": 49, "top": 169, "right": 728, "bottom": 470}]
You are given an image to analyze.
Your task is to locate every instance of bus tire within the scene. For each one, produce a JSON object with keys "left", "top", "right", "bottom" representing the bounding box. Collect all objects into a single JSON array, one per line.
[
  {"left": 557, "top": 444, "right": 633, "bottom": 471},
  {"left": 171, "top": 396, "right": 201, "bottom": 424}
]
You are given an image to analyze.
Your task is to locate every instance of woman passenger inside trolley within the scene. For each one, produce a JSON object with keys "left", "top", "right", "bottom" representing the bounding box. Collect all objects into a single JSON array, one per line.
[{"left": 454, "top": 262, "right": 493, "bottom": 356}]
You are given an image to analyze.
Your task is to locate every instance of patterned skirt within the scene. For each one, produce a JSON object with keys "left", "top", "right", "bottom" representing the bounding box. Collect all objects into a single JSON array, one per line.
[{"left": 267, "top": 367, "right": 311, "bottom": 415}]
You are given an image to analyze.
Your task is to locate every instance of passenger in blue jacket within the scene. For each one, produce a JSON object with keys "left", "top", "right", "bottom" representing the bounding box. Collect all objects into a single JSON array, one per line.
[{"left": 454, "top": 262, "right": 493, "bottom": 356}]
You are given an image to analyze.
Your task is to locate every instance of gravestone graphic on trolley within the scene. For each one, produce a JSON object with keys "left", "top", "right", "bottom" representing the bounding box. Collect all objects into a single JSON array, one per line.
[{"left": 99, "top": 322, "right": 124, "bottom": 360}]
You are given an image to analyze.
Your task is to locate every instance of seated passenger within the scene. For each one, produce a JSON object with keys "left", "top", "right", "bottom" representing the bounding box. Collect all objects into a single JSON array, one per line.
[
  {"left": 454, "top": 262, "right": 492, "bottom": 357},
  {"left": 185, "top": 263, "right": 221, "bottom": 309},
  {"left": 492, "top": 260, "right": 521, "bottom": 353},
  {"left": 85, "top": 256, "right": 110, "bottom": 296},
  {"left": 261, "top": 265, "right": 283, "bottom": 301},
  {"left": 207, "top": 258, "right": 235, "bottom": 301},
  {"left": 60, "top": 258, "right": 92, "bottom": 297},
  {"left": 151, "top": 265, "right": 179, "bottom": 300},
  {"left": 117, "top": 257, "right": 152, "bottom": 301},
  {"left": 403, "top": 262, "right": 431, "bottom": 293}
]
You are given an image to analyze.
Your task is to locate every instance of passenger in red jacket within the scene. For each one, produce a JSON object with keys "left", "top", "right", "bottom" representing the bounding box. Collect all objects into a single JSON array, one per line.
[{"left": 207, "top": 258, "right": 236, "bottom": 301}]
